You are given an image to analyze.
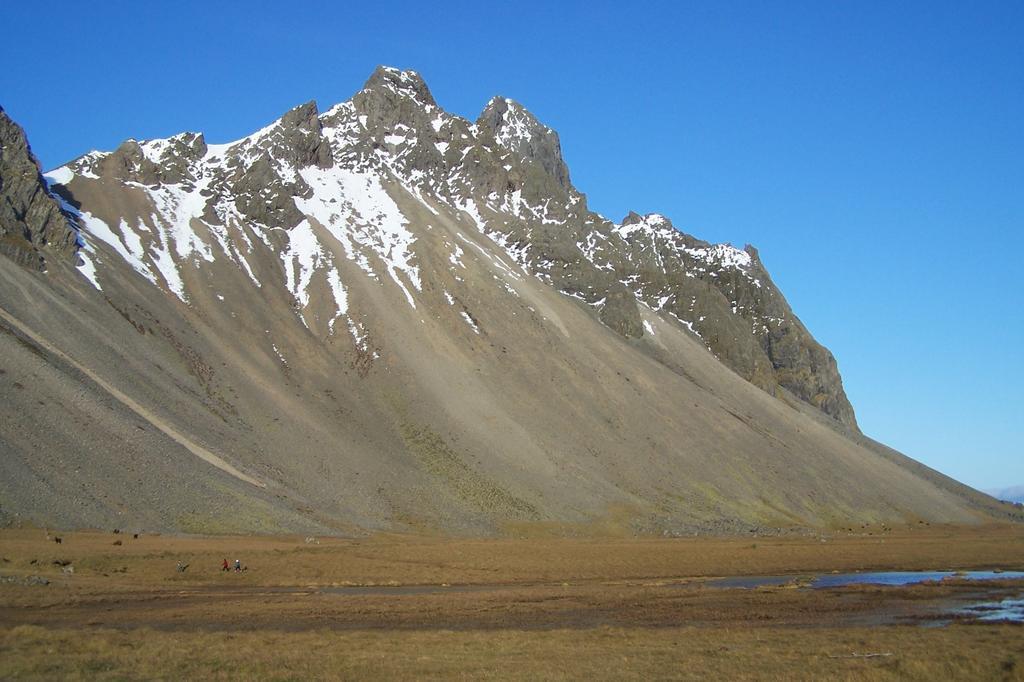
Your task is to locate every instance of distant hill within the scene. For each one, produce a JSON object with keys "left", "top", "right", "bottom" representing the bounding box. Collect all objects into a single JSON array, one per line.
[{"left": 987, "top": 486, "right": 1024, "bottom": 504}]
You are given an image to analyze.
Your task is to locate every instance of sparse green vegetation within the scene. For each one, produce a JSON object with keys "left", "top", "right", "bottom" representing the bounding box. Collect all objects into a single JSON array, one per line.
[{"left": 400, "top": 422, "right": 538, "bottom": 519}]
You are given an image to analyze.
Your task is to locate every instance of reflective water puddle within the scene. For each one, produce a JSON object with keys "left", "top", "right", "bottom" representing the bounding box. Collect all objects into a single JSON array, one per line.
[
  {"left": 812, "top": 570, "right": 1024, "bottom": 589},
  {"left": 704, "top": 570, "right": 1024, "bottom": 590},
  {"left": 955, "top": 596, "right": 1024, "bottom": 623}
]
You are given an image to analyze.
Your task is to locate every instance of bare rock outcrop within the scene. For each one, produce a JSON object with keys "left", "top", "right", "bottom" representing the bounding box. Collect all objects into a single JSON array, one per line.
[{"left": 0, "top": 107, "right": 78, "bottom": 269}]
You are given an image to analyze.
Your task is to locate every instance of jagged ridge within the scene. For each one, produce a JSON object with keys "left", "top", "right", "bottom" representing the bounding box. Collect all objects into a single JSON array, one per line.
[{"left": 46, "top": 66, "right": 855, "bottom": 428}]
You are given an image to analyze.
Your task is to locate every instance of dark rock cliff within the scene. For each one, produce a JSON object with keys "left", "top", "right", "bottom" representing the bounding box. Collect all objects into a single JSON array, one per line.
[{"left": 0, "top": 107, "right": 79, "bottom": 269}]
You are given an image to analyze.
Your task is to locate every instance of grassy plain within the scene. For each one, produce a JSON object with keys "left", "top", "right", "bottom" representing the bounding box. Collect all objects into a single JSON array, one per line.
[{"left": 1, "top": 524, "right": 1023, "bottom": 679}]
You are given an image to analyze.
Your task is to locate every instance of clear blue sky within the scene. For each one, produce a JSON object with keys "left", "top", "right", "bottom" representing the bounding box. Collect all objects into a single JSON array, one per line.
[{"left": 3, "top": 1, "right": 1021, "bottom": 491}]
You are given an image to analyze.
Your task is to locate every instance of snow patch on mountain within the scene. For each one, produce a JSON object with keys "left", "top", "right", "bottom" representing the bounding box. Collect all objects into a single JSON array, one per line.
[
  {"left": 491, "top": 98, "right": 544, "bottom": 147},
  {"left": 280, "top": 219, "right": 349, "bottom": 329},
  {"left": 45, "top": 166, "right": 74, "bottom": 186},
  {"left": 460, "top": 311, "right": 481, "bottom": 334},
  {"left": 296, "top": 165, "right": 420, "bottom": 308}
]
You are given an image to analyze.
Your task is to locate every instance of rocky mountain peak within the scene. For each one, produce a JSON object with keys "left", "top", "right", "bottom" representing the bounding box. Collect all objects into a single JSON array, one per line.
[
  {"left": 280, "top": 100, "right": 321, "bottom": 129},
  {"left": 620, "top": 211, "right": 673, "bottom": 229},
  {"left": 621, "top": 211, "right": 645, "bottom": 226},
  {"left": 0, "top": 107, "right": 79, "bottom": 269},
  {"left": 260, "top": 100, "right": 333, "bottom": 170},
  {"left": 476, "top": 96, "right": 571, "bottom": 191},
  {"left": 346, "top": 67, "right": 448, "bottom": 163},
  {"left": 359, "top": 66, "right": 437, "bottom": 109}
]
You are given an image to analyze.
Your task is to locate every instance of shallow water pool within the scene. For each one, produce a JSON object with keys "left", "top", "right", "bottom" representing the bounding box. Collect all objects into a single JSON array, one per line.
[
  {"left": 955, "top": 596, "right": 1024, "bottom": 623},
  {"left": 703, "top": 570, "right": 1024, "bottom": 590},
  {"left": 811, "top": 570, "right": 1024, "bottom": 589}
]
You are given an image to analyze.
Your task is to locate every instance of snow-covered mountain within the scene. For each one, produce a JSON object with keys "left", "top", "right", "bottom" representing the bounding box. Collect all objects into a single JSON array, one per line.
[
  {"left": 49, "top": 67, "right": 856, "bottom": 429},
  {"left": 0, "top": 67, "right": 1015, "bottom": 534}
]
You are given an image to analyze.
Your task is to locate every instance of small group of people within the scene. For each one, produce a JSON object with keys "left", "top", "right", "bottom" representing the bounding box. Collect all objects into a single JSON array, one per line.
[{"left": 221, "top": 558, "right": 243, "bottom": 572}]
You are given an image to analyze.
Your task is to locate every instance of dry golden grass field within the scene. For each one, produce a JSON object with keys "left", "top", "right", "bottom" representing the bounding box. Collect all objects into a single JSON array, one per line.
[{"left": 1, "top": 524, "right": 1023, "bottom": 680}]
